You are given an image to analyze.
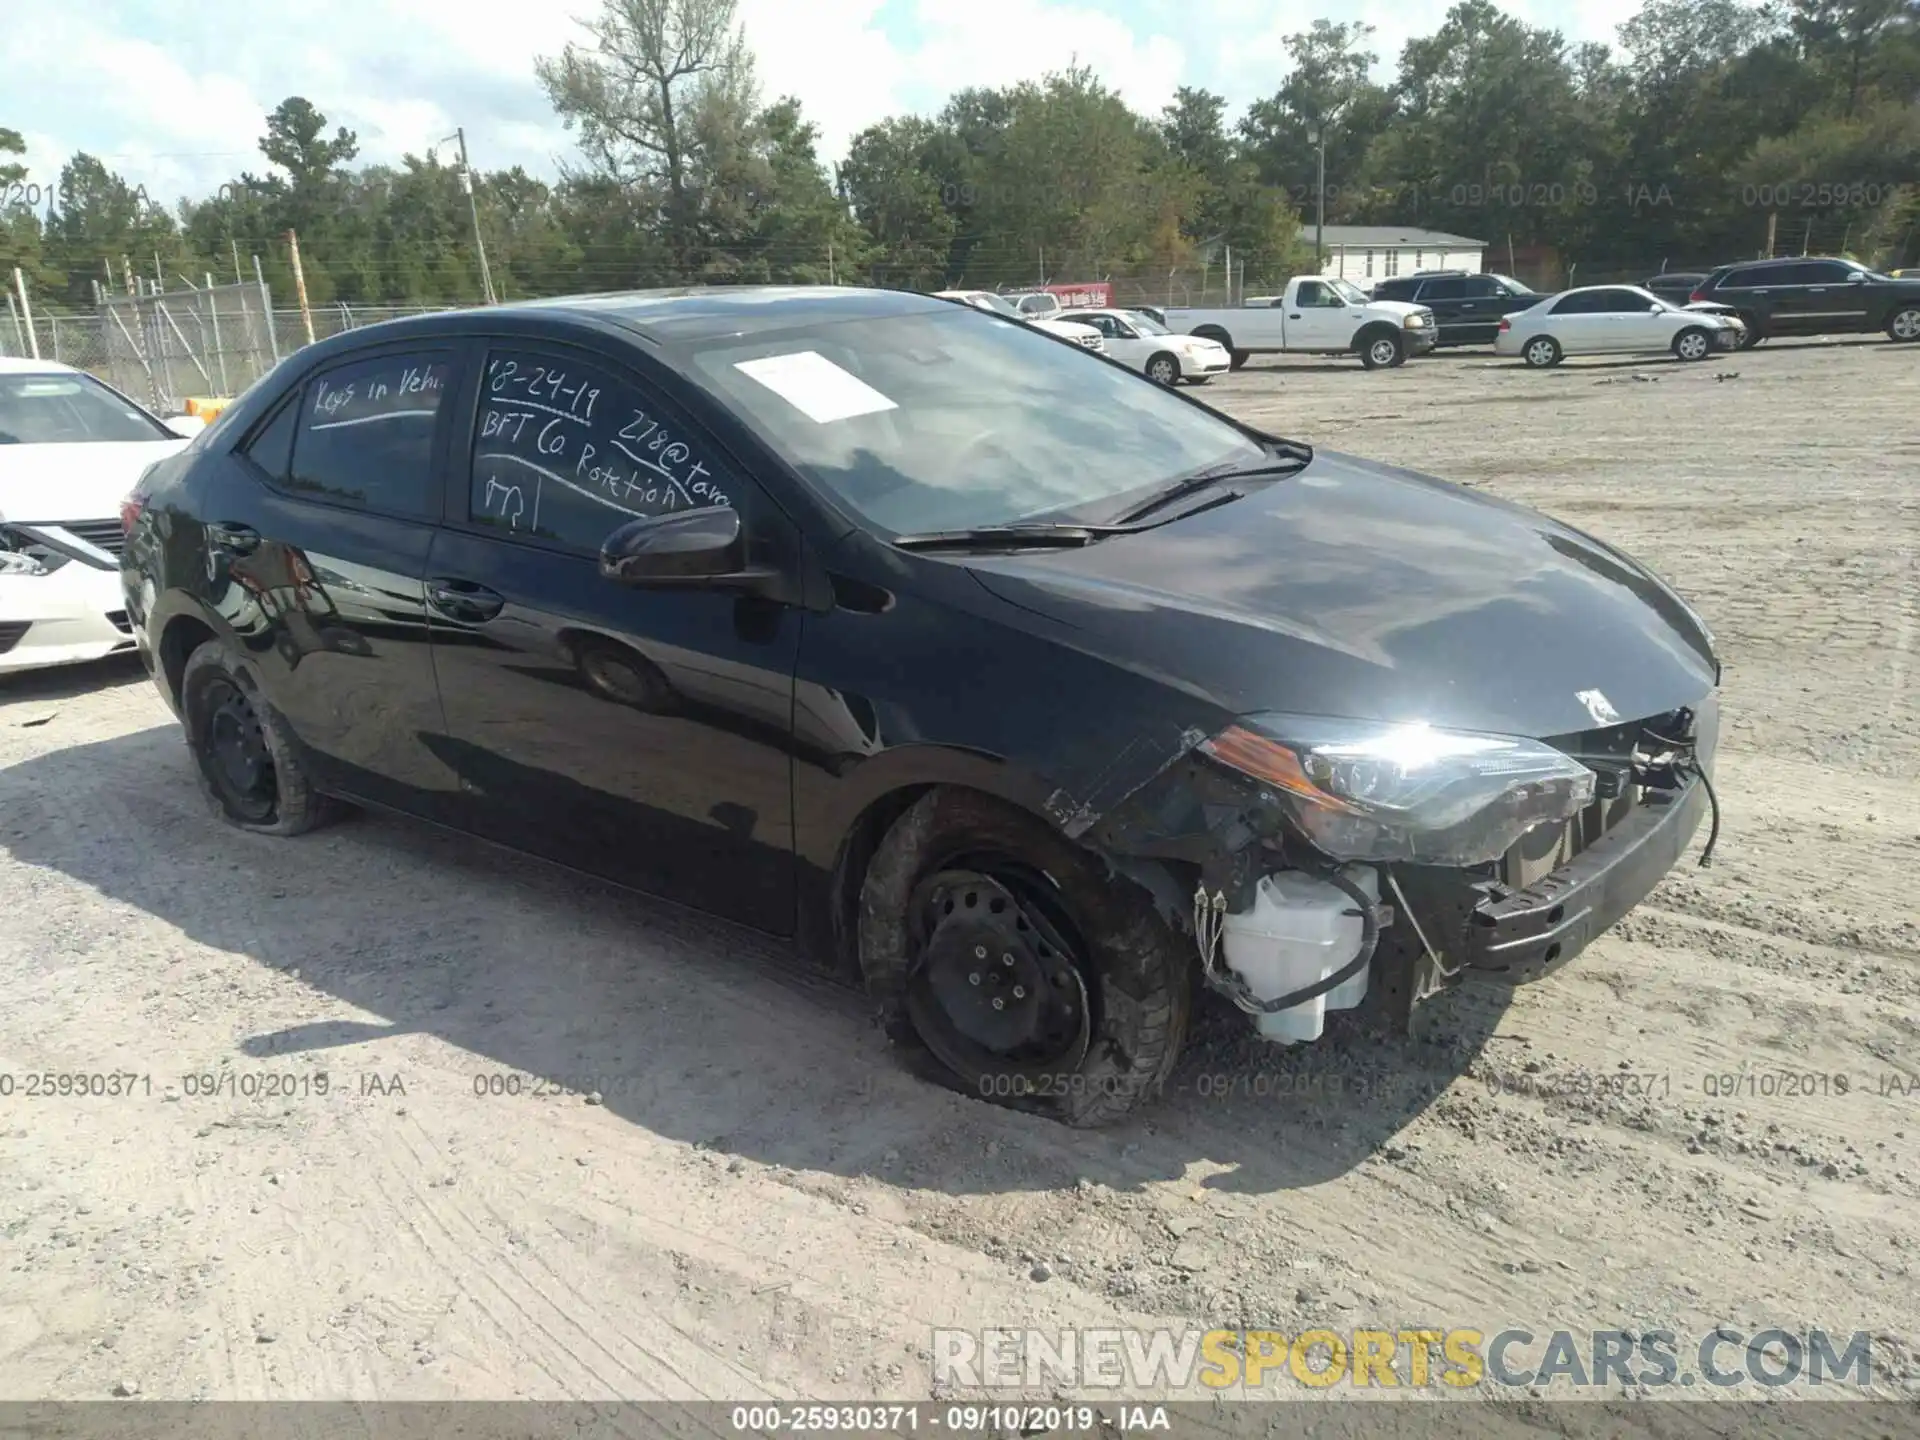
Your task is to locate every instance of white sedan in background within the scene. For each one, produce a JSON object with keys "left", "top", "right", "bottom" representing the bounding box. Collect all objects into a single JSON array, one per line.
[
  {"left": 0, "top": 359, "right": 203, "bottom": 675},
  {"left": 931, "top": 291, "right": 1106, "bottom": 354},
  {"left": 1062, "top": 308, "right": 1233, "bottom": 385},
  {"left": 1495, "top": 284, "right": 1747, "bottom": 368}
]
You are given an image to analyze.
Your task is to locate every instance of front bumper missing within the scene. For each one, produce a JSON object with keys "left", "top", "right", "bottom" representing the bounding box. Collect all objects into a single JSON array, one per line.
[{"left": 1455, "top": 770, "right": 1708, "bottom": 983}]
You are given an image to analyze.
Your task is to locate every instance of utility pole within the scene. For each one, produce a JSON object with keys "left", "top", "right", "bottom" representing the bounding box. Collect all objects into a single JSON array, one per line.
[
  {"left": 1308, "top": 127, "right": 1328, "bottom": 273},
  {"left": 285, "top": 230, "right": 316, "bottom": 346},
  {"left": 12, "top": 268, "right": 40, "bottom": 360},
  {"left": 231, "top": 237, "right": 244, "bottom": 286},
  {"left": 444, "top": 128, "right": 497, "bottom": 304},
  {"left": 254, "top": 254, "right": 280, "bottom": 364}
]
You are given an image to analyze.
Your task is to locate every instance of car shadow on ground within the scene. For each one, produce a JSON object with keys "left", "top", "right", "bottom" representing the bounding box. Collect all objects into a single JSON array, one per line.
[
  {"left": 0, "top": 651, "right": 150, "bottom": 704},
  {"left": 0, "top": 724, "right": 1512, "bottom": 1198}
]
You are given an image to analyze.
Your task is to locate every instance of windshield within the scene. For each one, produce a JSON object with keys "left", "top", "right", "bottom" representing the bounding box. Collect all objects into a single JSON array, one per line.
[
  {"left": 1327, "top": 279, "right": 1370, "bottom": 305},
  {"left": 1125, "top": 311, "right": 1171, "bottom": 335},
  {"left": 0, "top": 372, "right": 173, "bottom": 445},
  {"left": 687, "top": 306, "right": 1264, "bottom": 534}
]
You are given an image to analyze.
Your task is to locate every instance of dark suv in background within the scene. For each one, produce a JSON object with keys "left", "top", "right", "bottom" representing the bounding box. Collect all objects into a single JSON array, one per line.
[
  {"left": 1644, "top": 272, "right": 1709, "bottom": 303},
  {"left": 1369, "top": 271, "right": 1543, "bottom": 347},
  {"left": 1689, "top": 256, "right": 1920, "bottom": 347}
]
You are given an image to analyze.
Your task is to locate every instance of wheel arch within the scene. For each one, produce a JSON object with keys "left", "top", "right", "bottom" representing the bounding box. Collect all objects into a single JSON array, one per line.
[
  {"left": 1350, "top": 320, "right": 1402, "bottom": 351},
  {"left": 818, "top": 741, "right": 1196, "bottom": 977},
  {"left": 156, "top": 608, "right": 223, "bottom": 713},
  {"left": 1189, "top": 324, "right": 1233, "bottom": 350}
]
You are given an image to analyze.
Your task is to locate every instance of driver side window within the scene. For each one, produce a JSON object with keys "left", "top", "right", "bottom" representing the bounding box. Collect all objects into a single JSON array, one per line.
[
  {"left": 467, "top": 347, "right": 738, "bottom": 553},
  {"left": 1296, "top": 282, "right": 1334, "bottom": 307}
]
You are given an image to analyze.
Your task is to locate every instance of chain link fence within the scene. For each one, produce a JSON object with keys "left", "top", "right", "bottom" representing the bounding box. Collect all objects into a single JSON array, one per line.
[{"left": 1, "top": 288, "right": 461, "bottom": 415}]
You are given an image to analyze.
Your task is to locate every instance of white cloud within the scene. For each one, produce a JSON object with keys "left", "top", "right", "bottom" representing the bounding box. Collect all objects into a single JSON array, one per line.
[{"left": 8, "top": 0, "right": 1652, "bottom": 207}]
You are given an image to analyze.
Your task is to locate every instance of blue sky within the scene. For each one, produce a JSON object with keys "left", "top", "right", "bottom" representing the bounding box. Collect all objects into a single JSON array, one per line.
[{"left": 6, "top": 0, "right": 1646, "bottom": 205}]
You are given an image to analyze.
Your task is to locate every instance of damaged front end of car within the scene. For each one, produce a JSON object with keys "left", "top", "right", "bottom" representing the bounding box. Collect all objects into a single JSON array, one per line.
[{"left": 1077, "top": 696, "right": 1721, "bottom": 1042}]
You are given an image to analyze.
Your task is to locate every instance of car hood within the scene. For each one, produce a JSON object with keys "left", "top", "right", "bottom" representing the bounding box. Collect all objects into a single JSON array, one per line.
[
  {"left": 962, "top": 450, "right": 1718, "bottom": 738},
  {"left": 0, "top": 439, "right": 189, "bottom": 523}
]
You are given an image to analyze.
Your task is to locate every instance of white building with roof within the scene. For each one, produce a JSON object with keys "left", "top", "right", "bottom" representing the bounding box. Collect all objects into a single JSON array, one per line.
[{"left": 1310, "top": 226, "right": 1488, "bottom": 285}]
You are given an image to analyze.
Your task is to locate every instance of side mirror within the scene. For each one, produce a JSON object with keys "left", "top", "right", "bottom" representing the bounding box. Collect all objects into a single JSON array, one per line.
[
  {"left": 165, "top": 414, "right": 207, "bottom": 439},
  {"left": 599, "top": 505, "right": 750, "bottom": 587}
]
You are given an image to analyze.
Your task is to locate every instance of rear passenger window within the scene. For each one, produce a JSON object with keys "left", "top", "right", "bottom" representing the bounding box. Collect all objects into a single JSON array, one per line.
[
  {"left": 1419, "top": 278, "right": 1466, "bottom": 300},
  {"left": 1715, "top": 270, "right": 1755, "bottom": 290},
  {"left": 287, "top": 351, "right": 453, "bottom": 517},
  {"left": 469, "top": 348, "right": 736, "bottom": 553},
  {"left": 241, "top": 396, "right": 298, "bottom": 481}
]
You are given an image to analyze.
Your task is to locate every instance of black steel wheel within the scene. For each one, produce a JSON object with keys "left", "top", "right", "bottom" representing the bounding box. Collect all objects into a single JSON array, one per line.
[
  {"left": 902, "top": 865, "right": 1094, "bottom": 1087},
  {"left": 180, "top": 637, "right": 340, "bottom": 835},
  {"left": 858, "top": 787, "right": 1191, "bottom": 1126},
  {"left": 201, "top": 675, "right": 276, "bottom": 823}
]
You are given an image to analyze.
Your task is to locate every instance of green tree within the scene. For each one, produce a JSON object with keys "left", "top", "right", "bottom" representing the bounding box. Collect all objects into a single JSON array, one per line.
[
  {"left": 840, "top": 117, "right": 957, "bottom": 289},
  {"left": 537, "top": 0, "right": 753, "bottom": 265}
]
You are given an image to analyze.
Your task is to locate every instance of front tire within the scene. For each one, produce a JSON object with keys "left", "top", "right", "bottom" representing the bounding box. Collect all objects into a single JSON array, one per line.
[
  {"left": 1145, "top": 352, "right": 1181, "bottom": 385},
  {"left": 857, "top": 788, "right": 1191, "bottom": 1127},
  {"left": 1887, "top": 305, "right": 1920, "bottom": 342},
  {"left": 1522, "top": 335, "right": 1563, "bottom": 368},
  {"left": 1733, "top": 314, "right": 1765, "bottom": 349},
  {"left": 1672, "top": 326, "right": 1712, "bottom": 362},
  {"left": 1360, "top": 331, "right": 1404, "bottom": 369},
  {"left": 180, "top": 637, "right": 340, "bottom": 835}
]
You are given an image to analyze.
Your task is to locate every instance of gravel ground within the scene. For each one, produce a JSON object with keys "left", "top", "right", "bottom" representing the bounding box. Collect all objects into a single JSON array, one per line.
[{"left": 0, "top": 334, "right": 1915, "bottom": 1419}]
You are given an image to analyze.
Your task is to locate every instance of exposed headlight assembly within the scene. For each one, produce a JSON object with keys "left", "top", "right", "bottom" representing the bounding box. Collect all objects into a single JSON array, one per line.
[
  {"left": 0, "top": 550, "right": 48, "bottom": 577},
  {"left": 1199, "top": 713, "right": 1596, "bottom": 867},
  {"left": 0, "top": 525, "right": 58, "bottom": 578}
]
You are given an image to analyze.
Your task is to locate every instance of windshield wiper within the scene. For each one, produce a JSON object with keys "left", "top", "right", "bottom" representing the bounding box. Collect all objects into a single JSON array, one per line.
[
  {"left": 1108, "top": 445, "right": 1311, "bottom": 525},
  {"left": 891, "top": 523, "right": 1117, "bottom": 552}
]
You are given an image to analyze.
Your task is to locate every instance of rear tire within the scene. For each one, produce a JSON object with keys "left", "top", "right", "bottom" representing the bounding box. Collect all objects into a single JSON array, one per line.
[
  {"left": 1522, "top": 335, "right": 1563, "bottom": 368},
  {"left": 1733, "top": 314, "right": 1764, "bottom": 349},
  {"left": 180, "top": 637, "right": 341, "bottom": 835},
  {"left": 1672, "top": 326, "right": 1712, "bottom": 362},
  {"left": 857, "top": 788, "right": 1191, "bottom": 1127},
  {"left": 1229, "top": 350, "right": 1249, "bottom": 370},
  {"left": 1887, "top": 305, "right": 1920, "bottom": 342}
]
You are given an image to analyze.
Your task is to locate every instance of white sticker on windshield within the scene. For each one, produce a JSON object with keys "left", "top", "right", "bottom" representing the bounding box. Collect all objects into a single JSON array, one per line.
[{"left": 733, "top": 351, "right": 898, "bottom": 424}]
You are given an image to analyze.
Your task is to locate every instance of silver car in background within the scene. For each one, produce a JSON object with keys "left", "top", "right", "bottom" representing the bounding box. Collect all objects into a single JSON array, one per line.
[{"left": 1495, "top": 284, "right": 1746, "bottom": 368}]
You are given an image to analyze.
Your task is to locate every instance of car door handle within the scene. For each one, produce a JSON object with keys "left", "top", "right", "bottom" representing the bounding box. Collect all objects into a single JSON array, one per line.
[
  {"left": 1807, "top": 287, "right": 1826, "bottom": 294},
  {"left": 1289, "top": 313, "right": 1302, "bottom": 319},
  {"left": 426, "top": 578, "right": 505, "bottom": 623},
  {"left": 206, "top": 521, "right": 259, "bottom": 555}
]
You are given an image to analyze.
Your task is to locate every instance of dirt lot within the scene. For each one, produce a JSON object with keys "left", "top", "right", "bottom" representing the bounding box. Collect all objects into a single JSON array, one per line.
[{"left": 1, "top": 336, "right": 1916, "bottom": 1414}]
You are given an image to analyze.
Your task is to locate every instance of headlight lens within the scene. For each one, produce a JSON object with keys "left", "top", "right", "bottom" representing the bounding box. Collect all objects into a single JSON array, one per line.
[
  {"left": 0, "top": 550, "right": 48, "bottom": 577},
  {"left": 1404, "top": 312, "right": 1428, "bottom": 328},
  {"left": 1198, "top": 713, "right": 1596, "bottom": 867}
]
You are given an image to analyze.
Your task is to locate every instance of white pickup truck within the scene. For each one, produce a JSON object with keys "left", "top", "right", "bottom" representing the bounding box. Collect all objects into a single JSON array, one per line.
[{"left": 1163, "top": 277, "right": 1438, "bottom": 370}]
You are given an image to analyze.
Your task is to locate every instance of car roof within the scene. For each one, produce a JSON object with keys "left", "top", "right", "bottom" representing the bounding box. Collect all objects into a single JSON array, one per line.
[
  {"left": 301, "top": 286, "right": 953, "bottom": 352},
  {"left": 0, "top": 356, "right": 82, "bottom": 376}
]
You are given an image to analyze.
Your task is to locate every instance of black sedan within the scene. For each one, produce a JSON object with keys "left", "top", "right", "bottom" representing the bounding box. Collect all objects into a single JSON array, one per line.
[{"left": 120, "top": 286, "right": 1724, "bottom": 1125}]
